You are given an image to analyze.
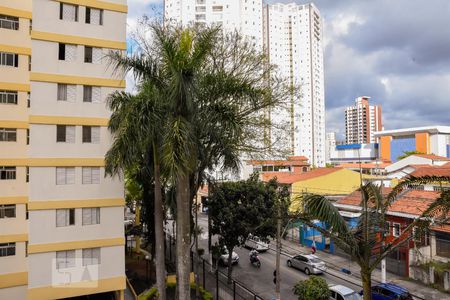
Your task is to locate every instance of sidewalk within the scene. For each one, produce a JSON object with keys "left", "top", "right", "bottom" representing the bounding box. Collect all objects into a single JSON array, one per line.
[{"left": 281, "top": 238, "right": 449, "bottom": 300}]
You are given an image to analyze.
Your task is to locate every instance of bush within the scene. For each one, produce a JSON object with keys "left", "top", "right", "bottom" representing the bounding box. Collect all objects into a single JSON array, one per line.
[
  {"left": 140, "top": 282, "right": 212, "bottom": 300},
  {"left": 292, "top": 276, "right": 330, "bottom": 300}
]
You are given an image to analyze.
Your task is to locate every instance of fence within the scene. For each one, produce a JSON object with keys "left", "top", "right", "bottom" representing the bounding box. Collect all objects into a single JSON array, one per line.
[{"left": 165, "top": 234, "right": 264, "bottom": 300}]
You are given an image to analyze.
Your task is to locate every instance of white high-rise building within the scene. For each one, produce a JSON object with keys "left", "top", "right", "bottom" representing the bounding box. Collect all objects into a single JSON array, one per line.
[
  {"left": 264, "top": 3, "right": 325, "bottom": 166},
  {"left": 164, "top": 1, "right": 325, "bottom": 166}
]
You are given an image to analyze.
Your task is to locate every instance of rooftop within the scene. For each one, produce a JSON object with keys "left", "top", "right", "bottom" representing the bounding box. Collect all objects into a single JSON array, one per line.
[
  {"left": 374, "top": 125, "right": 450, "bottom": 137},
  {"left": 409, "top": 162, "right": 450, "bottom": 177},
  {"left": 262, "top": 167, "right": 340, "bottom": 184}
]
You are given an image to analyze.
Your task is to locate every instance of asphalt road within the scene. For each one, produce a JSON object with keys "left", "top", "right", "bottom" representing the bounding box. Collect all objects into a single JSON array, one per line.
[{"left": 176, "top": 213, "right": 364, "bottom": 300}]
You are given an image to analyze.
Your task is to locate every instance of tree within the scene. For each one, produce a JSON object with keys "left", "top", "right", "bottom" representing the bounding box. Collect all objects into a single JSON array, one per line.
[
  {"left": 294, "top": 176, "right": 450, "bottom": 300},
  {"left": 105, "top": 82, "right": 167, "bottom": 298},
  {"left": 110, "top": 19, "right": 292, "bottom": 299},
  {"left": 292, "top": 276, "right": 330, "bottom": 300},
  {"left": 208, "top": 175, "right": 289, "bottom": 283},
  {"left": 397, "top": 150, "right": 424, "bottom": 160}
]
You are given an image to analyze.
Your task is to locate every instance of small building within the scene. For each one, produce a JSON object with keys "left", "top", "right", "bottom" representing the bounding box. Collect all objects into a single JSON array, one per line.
[
  {"left": 246, "top": 156, "right": 311, "bottom": 175},
  {"left": 375, "top": 126, "right": 450, "bottom": 163},
  {"left": 386, "top": 154, "right": 450, "bottom": 179},
  {"left": 330, "top": 143, "right": 380, "bottom": 164}
]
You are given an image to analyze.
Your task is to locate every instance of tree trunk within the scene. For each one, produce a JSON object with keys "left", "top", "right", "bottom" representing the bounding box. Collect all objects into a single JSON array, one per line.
[
  {"left": 361, "top": 269, "right": 372, "bottom": 300},
  {"left": 154, "top": 161, "right": 166, "bottom": 299},
  {"left": 176, "top": 172, "right": 191, "bottom": 300},
  {"left": 227, "top": 247, "right": 233, "bottom": 284}
]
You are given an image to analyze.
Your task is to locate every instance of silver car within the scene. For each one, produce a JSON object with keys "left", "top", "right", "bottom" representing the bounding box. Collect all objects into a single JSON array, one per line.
[
  {"left": 287, "top": 254, "right": 326, "bottom": 275},
  {"left": 329, "top": 285, "right": 362, "bottom": 300}
]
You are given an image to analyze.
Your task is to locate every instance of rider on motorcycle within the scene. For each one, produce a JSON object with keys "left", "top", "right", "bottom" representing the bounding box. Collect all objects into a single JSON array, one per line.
[{"left": 249, "top": 249, "right": 258, "bottom": 260}]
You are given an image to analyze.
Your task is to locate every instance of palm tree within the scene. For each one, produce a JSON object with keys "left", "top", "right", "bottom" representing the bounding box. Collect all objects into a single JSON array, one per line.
[
  {"left": 109, "top": 20, "right": 291, "bottom": 299},
  {"left": 295, "top": 176, "right": 450, "bottom": 300},
  {"left": 105, "top": 82, "right": 167, "bottom": 299}
]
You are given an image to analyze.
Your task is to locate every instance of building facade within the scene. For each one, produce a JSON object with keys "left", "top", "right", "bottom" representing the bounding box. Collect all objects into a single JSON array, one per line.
[
  {"left": 375, "top": 126, "right": 450, "bottom": 162},
  {"left": 345, "top": 96, "right": 382, "bottom": 144},
  {"left": 164, "top": 1, "right": 326, "bottom": 166},
  {"left": 0, "top": 1, "right": 127, "bottom": 299}
]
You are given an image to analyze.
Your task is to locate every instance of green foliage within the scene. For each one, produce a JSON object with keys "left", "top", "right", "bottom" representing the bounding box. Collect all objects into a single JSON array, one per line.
[
  {"left": 295, "top": 176, "right": 450, "bottom": 299},
  {"left": 138, "top": 287, "right": 159, "bottom": 300},
  {"left": 397, "top": 150, "right": 424, "bottom": 160},
  {"left": 292, "top": 276, "right": 330, "bottom": 300}
]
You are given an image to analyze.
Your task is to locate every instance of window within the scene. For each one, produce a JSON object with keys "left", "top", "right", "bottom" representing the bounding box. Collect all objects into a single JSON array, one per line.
[
  {"left": 82, "top": 208, "right": 100, "bottom": 225},
  {"left": 0, "top": 128, "right": 16, "bottom": 141},
  {"left": 56, "top": 208, "right": 75, "bottom": 227},
  {"left": 56, "top": 125, "right": 75, "bottom": 143},
  {"left": 83, "top": 86, "right": 101, "bottom": 103},
  {"left": 56, "top": 250, "right": 75, "bottom": 269},
  {"left": 385, "top": 221, "right": 390, "bottom": 236},
  {"left": 84, "top": 47, "right": 101, "bottom": 64},
  {"left": 26, "top": 166, "right": 29, "bottom": 182},
  {"left": 0, "top": 243, "right": 15, "bottom": 257},
  {"left": 0, "top": 14, "right": 19, "bottom": 30},
  {"left": 58, "top": 43, "right": 77, "bottom": 61},
  {"left": 85, "top": 7, "right": 103, "bottom": 25},
  {"left": 82, "top": 126, "right": 100, "bottom": 143},
  {"left": 27, "top": 92, "right": 30, "bottom": 107},
  {"left": 56, "top": 167, "right": 75, "bottom": 185},
  {"left": 0, "top": 52, "right": 18, "bottom": 67},
  {"left": 84, "top": 46, "right": 93, "bottom": 63},
  {"left": 0, "top": 204, "right": 16, "bottom": 218},
  {"left": 82, "top": 248, "right": 100, "bottom": 266},
  {"left": 393, "top": 223, "right": 401, "bottom": 237},
  {"left": 57, "top": 84, "right": 76, "bottom": 102},
  {"left": 26, "top": 129, "right": 29, "bottom": 145},
  {"left": 0, "top": 90, "right": 18, "bottom": 104},
  {"left": 59, "top": 3, "right": 78, "bottom": 22},
  {"left": 82, "top": 167, "right": 100, "bottom": 184},
  {"left": 0, "top": 166, "right": 16, "bottom": 180}
]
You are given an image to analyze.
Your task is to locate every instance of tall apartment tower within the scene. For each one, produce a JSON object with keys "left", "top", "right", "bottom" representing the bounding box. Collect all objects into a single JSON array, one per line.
[
  {"left": 345, "top": 96, "right": 383, "bottom": 144},
  {"left": 263, "top": 3, "right": 325, "bottom": 166},
  {"left": 164, "top": 0, "right": 263, "bottom": 49},
  {"left": 164, "top": 1, "right": 326, "bottom": 166},
  {"left": 0, "top": 1, "right": 127, "bottom": 299}
]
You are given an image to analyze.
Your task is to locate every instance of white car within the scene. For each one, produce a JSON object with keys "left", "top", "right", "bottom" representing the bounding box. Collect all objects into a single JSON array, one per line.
[
  {"left": 244, "top": 235, "right": 269, "bottom": 252},
  {"left": 214, "top": 248, "right": 239, "bottom": 266},
  {"left": 287, "top": 254, "right": 326, "bottom": 275},
  {"left": 329, "top": 285, "right": 362, "bottom": 300}
]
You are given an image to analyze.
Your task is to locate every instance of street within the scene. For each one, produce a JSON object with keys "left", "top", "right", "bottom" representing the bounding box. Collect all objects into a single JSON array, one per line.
[{"left": 169, "top": 213, "right": 363, "bottom": 300}]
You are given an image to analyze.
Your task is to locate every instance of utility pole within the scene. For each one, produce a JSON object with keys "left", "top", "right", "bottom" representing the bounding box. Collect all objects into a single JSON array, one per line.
[
  {"left": 275, "top": 199, "right": 281, "bottom": 300},
  {"left": 195, "top": 199, "right": 200, "bottom": 298}
]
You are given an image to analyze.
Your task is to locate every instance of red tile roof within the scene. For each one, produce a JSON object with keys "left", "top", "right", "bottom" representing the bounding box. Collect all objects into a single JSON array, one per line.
[
  {"left": 336, "top": 187, "right": 392, "bottom": 207},
  {"left": 409, "top": 163, "right": 450, "bottom": 177},
  {"left": 431, "top": 224, "right": 450, "bottom": 234},
  {"left": 261, "top": 167, "right": 341, "bottom": 184},
  {"left": 413, "top": 154, "right": 450, "bottom": 161},
  {"left": 388, "top": 190, "right": 440, "bottom": 216}
]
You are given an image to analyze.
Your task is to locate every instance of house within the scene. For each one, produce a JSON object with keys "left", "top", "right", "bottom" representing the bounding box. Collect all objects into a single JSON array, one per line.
[
  {"left": 261, "top": 167, "right": 361, "bottom": 211},
  {"left": 335, "top": 189, "right": 446, "bottom": 277},
  {"left": 246, "top": 156, "right": 311, "bottom": 174},
  {"left": 386, "top": 154, "right": 450, "bottom": 179}
]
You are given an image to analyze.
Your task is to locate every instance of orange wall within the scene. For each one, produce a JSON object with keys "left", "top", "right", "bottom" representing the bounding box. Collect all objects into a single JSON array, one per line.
[
  {"left": 415, "top": 132, "right": 430, "bottom": 154},
  {"left": 380, "top": 135, "right": 392, "bottom": 161}
]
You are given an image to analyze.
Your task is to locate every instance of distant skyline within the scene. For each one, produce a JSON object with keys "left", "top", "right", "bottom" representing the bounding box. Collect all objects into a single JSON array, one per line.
[{"left": 127, "top": 0, "right": 450, "bottom": 140}]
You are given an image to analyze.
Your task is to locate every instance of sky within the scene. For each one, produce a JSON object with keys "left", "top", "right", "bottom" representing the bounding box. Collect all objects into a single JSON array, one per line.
[{"left": 126, "top": 0, "right": 450, "bottom": 140}]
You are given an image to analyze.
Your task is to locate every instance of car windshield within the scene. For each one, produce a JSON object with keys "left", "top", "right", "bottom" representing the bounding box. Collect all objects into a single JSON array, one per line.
[
  {"left": 344, "top": 292, "right": 363, "bottom": 300},
  {"left": 309, "top": 258, "right": 322, "bottom": 264}
]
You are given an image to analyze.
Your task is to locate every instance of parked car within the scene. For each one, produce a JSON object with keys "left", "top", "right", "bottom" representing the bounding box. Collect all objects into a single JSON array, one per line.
[
  {"left": 329, "top": 285, "right": 362, "bottom": 300},
  {"left": 361, "top": 283, "right": 413, "bottom": 300},
  {"left": 244, "top": 235, "right": 269, "bottom": 252},
  {"left": 213, "top": 248, "right": 239, "bottom": 266},
  {"left": 286, "top": 254, "right": 326, "bottom": 275}
]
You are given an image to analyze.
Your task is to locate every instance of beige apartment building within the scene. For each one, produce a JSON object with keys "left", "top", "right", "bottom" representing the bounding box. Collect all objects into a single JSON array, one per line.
[{"left": 0, "top": 0, "right": 127, "bottom": 299}]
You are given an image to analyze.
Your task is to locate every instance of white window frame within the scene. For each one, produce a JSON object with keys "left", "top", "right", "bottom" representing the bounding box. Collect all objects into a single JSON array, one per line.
[
  {"left": 82, "top": 247, "right": 101, "bottom": 266},
  {"left": 0, "top": 242, "right": 16, "bottom": 257},
  {"left": 0, "top": 128, "right": 17, "bottom": 142},
  {"left": 60, "top": 3, "right": 78, "bottom": 22},
  {"left": 82, "top": 207, "right": 100, "bottom": 225},
  {"left": 56, "top": 208, "right": 75, "bottom": 227},
  {"left": 56, "top": 250, "right": 76, "bottom": 269},
  {"left": 82, "top": 167, "right": 100, "bottom": 184},
  {"left": 56, "top": 167, "right": 75, "bottom": 185},
  {"left": 0, "top": 14, "right": 19, "bottom": 30},
  {"left": 0, "top": 204, "right": 16, "bottom": 218},
  {"left": 0, "top": 90, "right": 18, "bottom": 104},
  {"left": 393, "top": 223, "right": 401, "bottom": 237},
  {"left": 0, "top": 166, "right": 16, "bottom": 180},
  {"left": 0, "top": 52, "right": 18, "bottom": 67}
]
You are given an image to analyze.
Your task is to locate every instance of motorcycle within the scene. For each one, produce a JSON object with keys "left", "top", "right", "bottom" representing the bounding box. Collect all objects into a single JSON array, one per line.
[{"left": 249, "top": 252, "right": 261, "bottom": 268}]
